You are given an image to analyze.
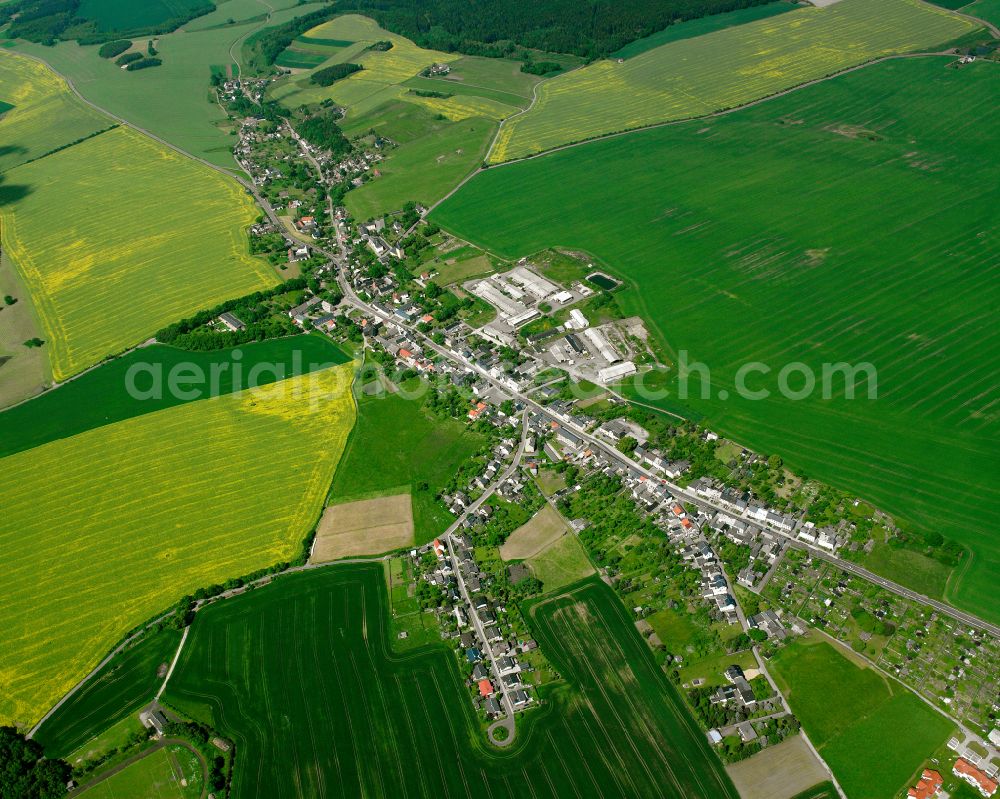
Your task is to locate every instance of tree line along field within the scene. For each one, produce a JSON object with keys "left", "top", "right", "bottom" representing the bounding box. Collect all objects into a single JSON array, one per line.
[
  {"left": 768, "top": 635, "right": 954, "bottom": 799},
  {"left": 0, "top": 336, "right": 348, "bottom": 457},
  {"left": 432, "top": 57, "right": 1000, "bottom": 622},
  {"left": 1, "top": 124, "right": 279, "bottom": 381},
  {"left": 163, "top": 566, "right": 738, "bottom": 798},
  {"left": 0, "top": 51, "right": 109, "bottom": 173},
  {"left": 488, "top": 0, "right": 977, "bottom": 162},
  {"left": 8, "top": 0, "right": 331, "bottom": 168},
  {"left": 0, "top": 365, "right": 355, "bottom": 727}
]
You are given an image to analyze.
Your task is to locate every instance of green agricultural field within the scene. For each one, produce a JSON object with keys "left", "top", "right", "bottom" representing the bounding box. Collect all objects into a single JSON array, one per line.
[
  {"left": 8, "top": 1, "right": 329, "bottom": 167},
  {"left": 0, "top": 366, "right": 355, "bottom": 727},
  {"left": 274, "top": 49, "right": 328, "bottom": 69},
  {"left": 524, "top": 533, "right": 595, "bottom": 592},
  {"left": 345, "top": 116, "right": 496, "bottom": 219},
  {"left": 83, "top": 744, "right": 203, "bottom": 799},
  {"left": 422, "top": 54, "right": 541, "bottom": 99},
  {"left": 0, "top": 51, "right": 109, "bottom": 172},
  {"left": 432, "top": 58, "right": 1000, "bottom": 621},
  {"left": 0, "top": 335, "right": 348, "bottom": 456},
  {"left": 1, "top": 125, "right": 279, "bottom": 380},
  {"left": 77, "top": 0, "right": 212, "bottom": 32},
  {"left": 769, "top": 636, "right": 954, "bottom": 799},
  {"left": 964, "top": 0, "right": 1000, "bottom": 24},
  {"left": 34, "top": 627, "right": 181, "bottom": 758},
  {"left": 270, "top": 15, "right": 459, "bottom": 111},
  {"left": 613, "top": 1, "right": 798, "bottom": 58},
  {"left": 164, "top": 565, "right": 738, "bottom": 798},
  {"left": 327, "top": 385, "right": 486, "bottom": 541},
  {"left": 489, "top": 0, "right": 976, "bottom": 161}
]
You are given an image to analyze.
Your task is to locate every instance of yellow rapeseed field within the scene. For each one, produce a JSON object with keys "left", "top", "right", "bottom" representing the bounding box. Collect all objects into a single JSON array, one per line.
[
  {"left": 490, "top": 0, "right": 975, "bottom": 162},
  {"left": 0, "top": 125, "right": 278, "bottom": 380},
  {"left": 0, "top": 365, "right": 356, "bottom": 726},
  {"left": 271, "top": 15, "right": 460, "bottom": 112},
  {"left": 402, "top": 92, "right": 520, "bottom": 122},
  {"left": 0, "top": 51, "right": 109, "bottom": 172}
]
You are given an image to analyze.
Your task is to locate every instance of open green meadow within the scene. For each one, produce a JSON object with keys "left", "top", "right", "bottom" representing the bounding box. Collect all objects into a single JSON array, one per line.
[
  {"left": 8, "top": 1, "right": 329, "bottom": 167},
  {"left": 345, "top": 116, "right": 496, "bottom": 219},
  {"left": 524, "top": 533, "right": 595, "bottom": 592},
  {"left": 612, "top": 1, "right": 798, "bottom": 58},
  {"left": 489, "top": 0, "right": 976, "bottom": 161},
  {"left": 164, "top": 565, "right": 737, "bottom": 798},
  {"left": 34, "top": 627, "right": 181, "bottom": 758},
  {"left": 769, "top": 636, "right": 954, "bottom": 799},
  {"left": 77, "top": 0, "right": 211, "bottom": 32},
  {"left": 327, "top": 385, "right": 486, "bottom": 541},
  {"left": 432, "top": 58, "right": 1000, "bottom": 621},
  {"left": 964, "top": 0, "right": 1000, "bottom": 24},
  {"left": 0, "top": 366, "right": 355, "bottom": 727},
  {"left": 0, "top": 336, "right": 347, "bottom": 456},
  {"left": 0, "top": 51, "right": 109, "bottom": 173},
  {"left": 83, "top": 744, "right": 203, "bottom": 799},
  {"left": 1, "top": 124, "right": 278, "bottom": 380}
]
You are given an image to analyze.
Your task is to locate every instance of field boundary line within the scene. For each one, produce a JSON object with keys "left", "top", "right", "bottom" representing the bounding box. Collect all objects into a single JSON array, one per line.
[
  {"left": 155, "top": 625, "right": 189, "bottom": 702},
  {"left": 441, "top": 51, "right": 976, "bottom": 197}
]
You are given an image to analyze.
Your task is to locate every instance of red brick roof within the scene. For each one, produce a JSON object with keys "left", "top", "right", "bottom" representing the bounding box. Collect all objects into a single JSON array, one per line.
[
  {"left": 907, "top": 769, "right": 942, "bottom": 799},
  {"left": 955, "top": 759, "right": 998, "bottom": 797},
  {"left": 478, "top": 679, "right": 493, "bottom": 697}
]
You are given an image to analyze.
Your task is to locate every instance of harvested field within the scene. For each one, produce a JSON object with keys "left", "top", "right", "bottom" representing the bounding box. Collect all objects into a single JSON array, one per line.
[
  {"left": 310, "top": 493, "right": 414, "bottom": 562},
  {"left": 499, "top": 504, "right": 567, "bottom": 560},
  {"left": 726, "top": 734, "right": 830, "bottom": 799}
]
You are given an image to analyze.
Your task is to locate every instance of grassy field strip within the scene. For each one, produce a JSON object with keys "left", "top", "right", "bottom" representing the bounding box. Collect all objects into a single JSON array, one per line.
[
  {"left": 0, "top": 51, "right": 110, "bottom": 173},
  {"left": 1, "top": 124, "right": 278, "bottom": 380},
  {"left": 431, "top": 58, "right": 1000, "bottom": 620},
  {"left": 0, "top": 366, "right": 355, "bottom": 726},
  {"left": 489, "top": 0, "right": 976, "bottom": 162},
  {"left": 769, "top": 636, "right": 954, "bottom": 799},
  {"left": 163, "top": 566, "right": 736, "bottom": 797}
]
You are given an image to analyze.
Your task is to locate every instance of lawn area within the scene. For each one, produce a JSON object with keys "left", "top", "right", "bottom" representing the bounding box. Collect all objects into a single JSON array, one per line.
[
  {"left": 0, "top": 336, "right": 348, "bottom": 456},
  {"left": 345, "top": 116, "right": 496, "bottom": 219},
  {"left": 646, "top": 606, "right": 701, "bottom": 649},
  {"left": 327, "top": 386, "right": 486, "bottom": 542},
  {"left": 524, "top": 533, "right": 595, "bottom": 593},
  {"left": 0, "top": 366, "right": 355, "bottom": 727},
  {"left": 676, "top": 648, "right": 757, "bottom": 688},
  {"left": 857, "top": 541, "right": 952, "bottom": 601},
  {"left": 769, "top": 635, "right": 954, "bottom": 799},
  {"left": 83, "top": 744, "right": 202, "bottom": 799},
  {"left": 164, "top": 565, "right": 738, "bottom": 798},
  {"left": 613, "top": 1, "right": 798, "bottom": 58},
  {"left": 432, "top": 58, "right": 1000, "bottom": 621},
  {"left": 1, "top": 125, "right": 279, "bottom": 380},
  {"left": 0, "top": 51, "right": 109, "bottom": 172},
  {"left": 34, "top": 626, "right": 182, "bottom": 759},
  {"left": 416, "top": 54, "right": 540, "bottom": 99},
  {"left": 9, "top": 2, "right": 329, "bottom": 167},
  {"left": 488, "top": 0, "right": 976, "bottom": 161}
]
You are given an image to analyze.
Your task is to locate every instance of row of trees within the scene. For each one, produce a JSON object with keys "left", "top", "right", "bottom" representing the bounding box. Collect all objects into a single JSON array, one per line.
[{"left": 339, "top": 0, "right": 777, "bottom": 59}]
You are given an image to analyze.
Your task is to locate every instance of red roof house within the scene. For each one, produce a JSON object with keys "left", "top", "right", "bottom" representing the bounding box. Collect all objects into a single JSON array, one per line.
[{"left": 478, "top": 679, "right": 494, "bottom": 697}]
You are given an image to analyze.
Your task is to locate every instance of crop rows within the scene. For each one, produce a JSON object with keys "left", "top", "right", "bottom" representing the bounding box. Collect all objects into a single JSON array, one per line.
[
  {"left": 165, "top": 566, "right": 736, "bottom": 798},
  {"left": 490, "top": 0, "right": 975, "bottom": 162},
  {"left": 432, "top": 58, "right": 1000, "bottom": 620},
  {"left": 0, "top": 51, "right": 109, "bottom": 172},
  {"left": 0, "top": 125, "right": 278, "bottom": 380},
  {"left": 0, "top": 366, "right": 355, "bottom": 726}
]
